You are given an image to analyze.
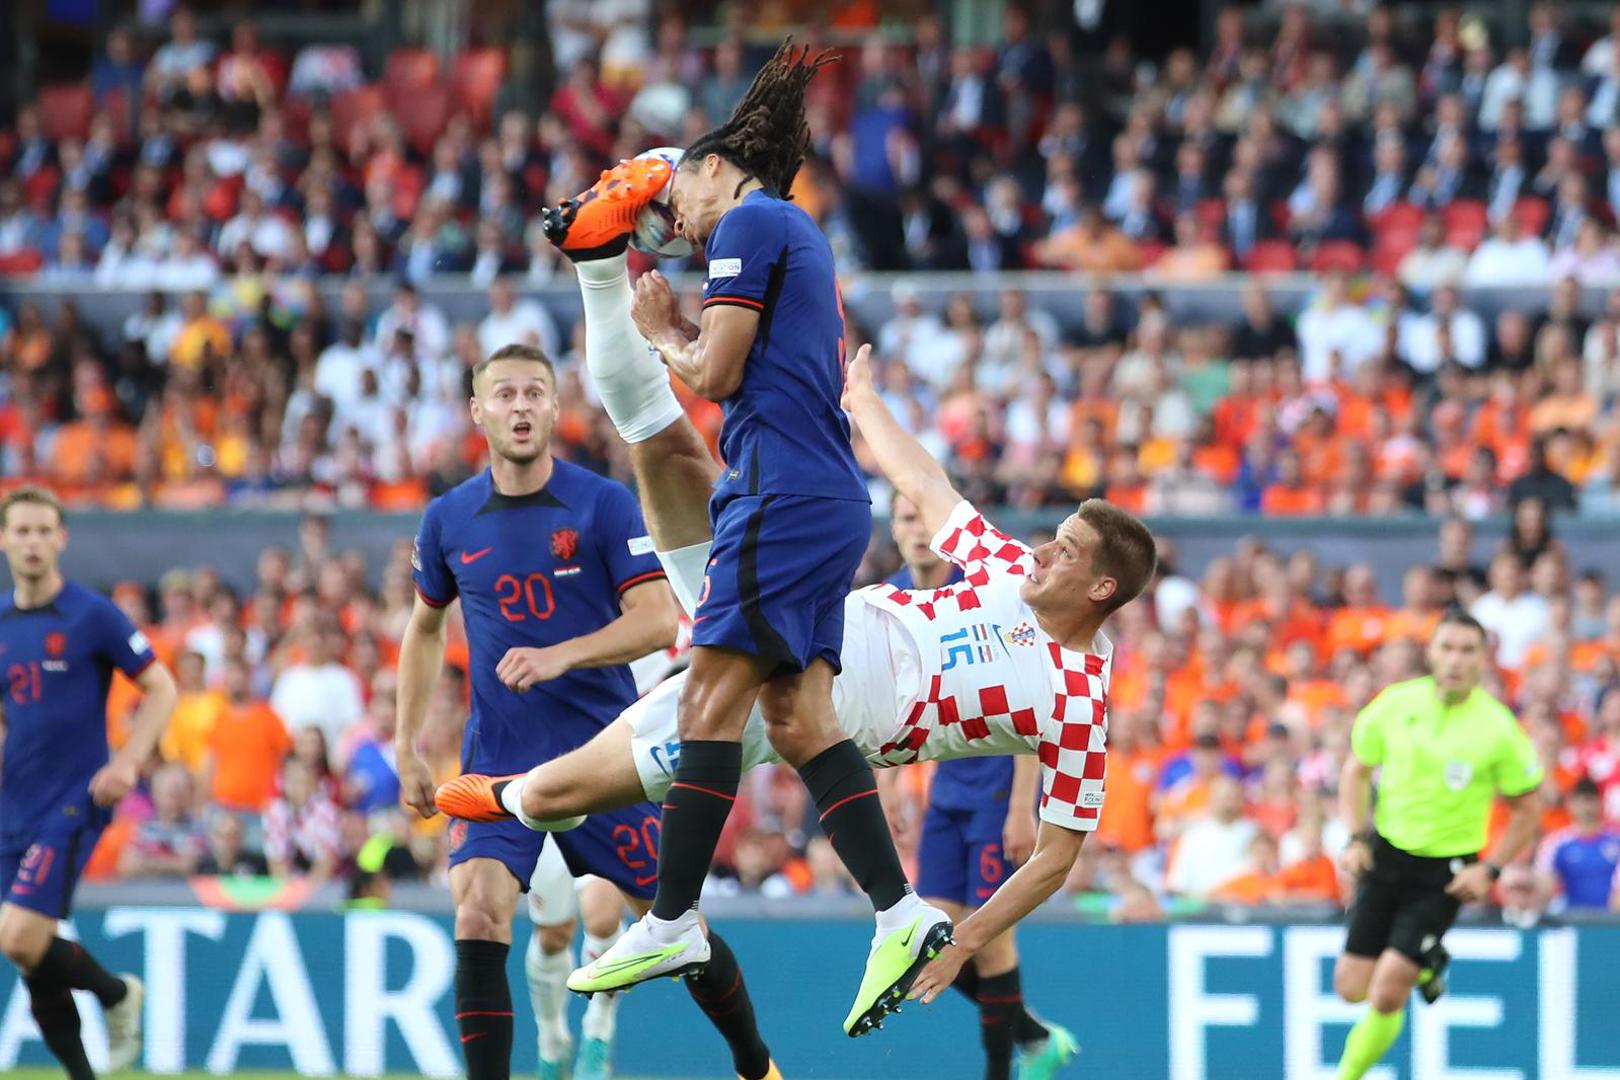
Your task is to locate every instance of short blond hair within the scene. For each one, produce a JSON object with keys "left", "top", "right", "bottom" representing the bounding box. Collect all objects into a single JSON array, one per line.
[
  {"left": 0, "top": 486, "right": 64, "bottom": 528},
  {"left": 473, "top": 344, "right": 555, "bottom": 390}
]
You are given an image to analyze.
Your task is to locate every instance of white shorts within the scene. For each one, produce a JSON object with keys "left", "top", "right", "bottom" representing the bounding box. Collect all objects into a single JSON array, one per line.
[
  {"left": 623, "top": 671, "right": 781, "bottom": 800},
  {"left": 526, "top": 840, "right": 594, "bottom": 927}
]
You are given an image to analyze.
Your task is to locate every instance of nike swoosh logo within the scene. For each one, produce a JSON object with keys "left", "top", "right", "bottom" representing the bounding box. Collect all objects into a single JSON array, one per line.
[
  {"left": 899, "top": 924, "right": 916, "bottom": 950},
  {"left": 592, "top": 949, "right": 675, "bottom": 976},
  {"left": 460, "top": 547, "right": 494, "bottom": 564},
  {"left": 460, "top": 1033, "right": 487, "bottom": 1044}
]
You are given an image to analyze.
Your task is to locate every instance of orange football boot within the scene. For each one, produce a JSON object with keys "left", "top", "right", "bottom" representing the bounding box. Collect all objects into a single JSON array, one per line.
[
  {"left": 541, "top": 155, "right": 674, "bottom": 261},
  {"left": 435, "top": 773, "right": 522, "bottom": 822}
]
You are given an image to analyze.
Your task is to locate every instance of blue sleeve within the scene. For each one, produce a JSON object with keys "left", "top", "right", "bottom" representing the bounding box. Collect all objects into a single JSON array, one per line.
[
  {"left": 595, "top": 483, "right": 666, "bottom": 597},
  {"left": 92, "top": 598, "right": 157, "bottom": 679},
  {"left": 411, "top": 501, "right": 457, "bottom": 607},
  {"left": 701, "top": 200, "right": 785, "bottom": 313}
]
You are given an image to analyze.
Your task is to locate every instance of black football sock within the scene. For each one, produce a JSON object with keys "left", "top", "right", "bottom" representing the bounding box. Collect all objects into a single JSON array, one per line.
[
  {"left": 977, "top": 969, "right": 1027, "bottom": 1080},
  {"left": 651, "top": 740, "right": 741, "bottom": 921},
  {"left": 951, "top": 964, "right": 982, "bottom": 1004},
  {"left": 33, "top": 938, "right": 127, "bottom": 1008},
  {"left": 454, "top": 939, "right": 513, "bottom": 1080},
  {"left": 24, "top": 977, "right": 95, "bottom": 1080},
  {"left": 682, "top": 931, "right": 772, "bottom": 1080},
  {"left": 799, "top": 740, "right": 911, "bottom": 910}
]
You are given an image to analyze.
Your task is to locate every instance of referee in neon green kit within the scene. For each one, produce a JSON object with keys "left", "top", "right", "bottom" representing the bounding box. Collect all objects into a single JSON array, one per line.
[{"left": 1332, "top": 610, "right": 1543, "bottom": 1080}]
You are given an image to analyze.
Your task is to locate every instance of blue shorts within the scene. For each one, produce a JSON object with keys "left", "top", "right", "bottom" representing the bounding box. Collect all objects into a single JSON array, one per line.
[
  {"left": 448, "top": 803, "right": 662, "bottom": 902},
  {"left": 916, "top": 802, "right": 1011, "bottom": 907},
  {"left": 693, "top": 493, "right": 870, "bottom": 674},
  {"left": 0, "top": 800, "right": 110, "bottom": 919}
]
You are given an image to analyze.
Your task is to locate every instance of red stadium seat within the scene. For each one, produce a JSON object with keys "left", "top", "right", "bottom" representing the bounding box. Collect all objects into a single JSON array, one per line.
[
  {"left": 1244, "top": 240, "right": 1299, "bottom": 273},
  {"left": 384, "top": 48, "right": 441, "bottom": 95},
  {"left": 1441, "top": 199, "right": 1488, "bottom": 251},
  {"left": 38, "top": 84, "right": 93, "bottom": 140},
  {"left": 1371, "top": 228, "right": 1417, "bottom": 276},
  {"left": 450, "top": 48, "right": 508, "bottom": 129},
  {"left": 1195, "top": 198, "right": 1226, "bottom": 234},
  {"left": 1368, "top": 201, "right": 1424, "bottom": 235},
  {"left": 1514, "top": 196, "right": 1550, "bottom": 236},
  {"left": 0, "top": 250, "right": 45, "bottom": 276},
  {"left": 1311, "top": 240, "right": 1366, "bottom": 274},
  {"left": 331, "top": 84, "right": 386, "bottom": 148},
  {"left": 398, "top": 85, "right": 452, "bottom": 155}
]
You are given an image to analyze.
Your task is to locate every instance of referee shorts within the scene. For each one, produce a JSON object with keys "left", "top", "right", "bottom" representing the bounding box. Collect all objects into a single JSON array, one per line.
[{"left": 1344, "top": 833, "right": 1475, "bottom": 964}]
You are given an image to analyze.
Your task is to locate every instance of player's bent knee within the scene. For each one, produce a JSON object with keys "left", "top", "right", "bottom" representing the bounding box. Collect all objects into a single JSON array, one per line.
[
  {"left": 0, "top": 923, "right": 46, "bottom": 969},
  {"left": 538, "top": 923, "right": 574, "bottom": 955},
  {"left": 1333, "top": 959, "right": 1372, "bottom": 1003},
  {"left": 454, "top": 895, "right": 514, "bottom": 942}
]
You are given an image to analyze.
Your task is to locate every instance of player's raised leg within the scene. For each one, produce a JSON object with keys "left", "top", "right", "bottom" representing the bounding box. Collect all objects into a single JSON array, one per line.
[{"left": 542, "top": 154, "right": 717, "bottom": 615}]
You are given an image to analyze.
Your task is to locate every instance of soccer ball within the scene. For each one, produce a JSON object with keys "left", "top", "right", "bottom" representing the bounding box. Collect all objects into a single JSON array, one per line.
[{"left": 631, "top": 146, "right": 693, "bottom": 258}]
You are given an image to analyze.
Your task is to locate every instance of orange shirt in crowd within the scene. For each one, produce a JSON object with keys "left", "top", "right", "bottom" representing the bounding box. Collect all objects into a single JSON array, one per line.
[
  {"left": 1272, "top": 853, "right": 1339, "bottom": 902},
  {"left": 207, "top": 701, "right": 294, "bottom": 812},
  {"left": 1384, "top": 608, "right": 1441, "bottom": 645},
  {"left": 1210, "top": 869, "right": 1276, "bottom": 904},
  {"left": 1261, "top": 483, "right": 1325, "bottom": 516},
  {"left": 1325, "top": 605, "right": 1392, "bottom": 655},
  {"left": 50, "top": 419, "right": 140, "bottom": 485},
  {"left": 1092, "top": 748, "right": 1161, "bottom": 853},
  {"left": 162, "top": 688, "right": 229, "bottom": 771}
]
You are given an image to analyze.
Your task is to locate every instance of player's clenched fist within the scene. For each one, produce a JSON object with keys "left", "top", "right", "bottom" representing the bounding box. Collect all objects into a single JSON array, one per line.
[
  {"left": 630, "top": 270, "right": 680, "bottom": 343},
  {"left": 497, "top": 646, "right": 573, "bottom": 692},
  {"left": 88, "top": 757, "right": 138, "bottom": 807},
  {"left": 397, "top": 753, "right": 439, "bottom": 819}
]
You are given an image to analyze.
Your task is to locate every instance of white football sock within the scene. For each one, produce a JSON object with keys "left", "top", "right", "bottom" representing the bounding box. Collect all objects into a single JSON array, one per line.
[
  {"left": 581, "top": 926, "right": 625, "bottom": 1043},
  {"left": 644, "top": 907, "right": 702, "bottom": 945},
  {"left": 576, "top": 253, "right": 685, "bottom": 444},
  {"left": 873, "top": 892, "right": 923, "bottom": 938},
  {"left": 657, "top": 540, "right": 713, "bottom": 618},
  {"left": 525, "top": 933, "right": 574, "bottom": 1062}
]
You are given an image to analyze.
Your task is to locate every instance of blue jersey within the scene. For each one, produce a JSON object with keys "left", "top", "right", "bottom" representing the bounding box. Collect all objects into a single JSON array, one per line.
[
  {"left": 0, "top": 581, "right": 155, "bottom": 830},
  {"left": 701, "top": 189, "right": 866, "bottom": 503},
  {"left": 1539, "top": 827, "right": 1620, "bottom": 909},
  {"left": 412, "top": 462, "right": 665, "bottom": 771},
  {"left": 886, "top": 564, "right": 1014, "bottom": 811}
]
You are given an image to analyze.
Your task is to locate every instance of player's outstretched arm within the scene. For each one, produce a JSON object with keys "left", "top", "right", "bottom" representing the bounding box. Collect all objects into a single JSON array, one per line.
[
  {"left": 396, "top": 594, "right": 449, "bottom": 818},
  {"left": 90, "top": 660, "right": 178, "bottom": 806},
  {"left": 842, "top": 343, "right": 963, "bottom": 537},
  {"left": 632, "top": 269, "right": 757, "bottom": 401},
  {"left": 908, "top": 819, "right": 1085, "bottom": 1003},
  {"left": 496, "top": 579, "right": 678, "bottom": 692}
]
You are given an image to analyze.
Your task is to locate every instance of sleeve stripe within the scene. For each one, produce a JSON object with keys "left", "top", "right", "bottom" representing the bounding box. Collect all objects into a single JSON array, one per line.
[
  {"left": 702, "top": 295, "right": 765, "bottom": 311},
  {"left": 414, "top": 583, "right": 452, "bottom": 609},
  {"left": 617, "top": 569, "right": 668, "bottom": 594}
]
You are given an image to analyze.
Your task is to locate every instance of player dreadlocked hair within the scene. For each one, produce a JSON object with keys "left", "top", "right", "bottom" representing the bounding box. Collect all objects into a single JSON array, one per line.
[{"left": 681, "top": 38, "right": 838, "bottom": 198}]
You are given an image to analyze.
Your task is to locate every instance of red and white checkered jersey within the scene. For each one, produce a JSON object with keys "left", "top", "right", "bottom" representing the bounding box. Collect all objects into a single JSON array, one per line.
[{"left": 853, "top": 500, "right": 1112, "bottom": 832}]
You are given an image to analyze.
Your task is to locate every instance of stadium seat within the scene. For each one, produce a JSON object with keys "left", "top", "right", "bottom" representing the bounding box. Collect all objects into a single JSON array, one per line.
[
  {"left": 1367, "top": 201, "right": 1424, "bottom": 235},
  {"left": 1514, "top": 196, "right": 1550, "bottom": 236},
  {"left": 0, "top": 250, "right": 45, "bottom": 275},
  {"left": 1441, "top": 199, "right": 1488, "bottom": 250},
  {"left": 38, "top": 83, "right": 93, "bottom": 140},
  {"left": 1311, "top": 240, "right": 1366, "bottom": 274},
  {"left": 384, "top": 47, "right": 441, "bottom": 95},
  {"left": 1371, "top": 228, "right": 1416, "bottom": 276},
  {"left": 331, "top": 84, "right": 386, "bottom": 148},
  {"left": 398, "top": 85, "right": 452, "bottom": 155},
  {"left": 450, "top": 48, "right": 508, "bottom": 129},
  {"left": 1244, "top": 240, "right": 1298, "bottom": 273}
]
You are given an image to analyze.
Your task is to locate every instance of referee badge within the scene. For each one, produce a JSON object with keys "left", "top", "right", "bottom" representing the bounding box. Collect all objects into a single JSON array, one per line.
[{"left": 1444, "top": 761, "right": 1474, "bottom": 791}]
